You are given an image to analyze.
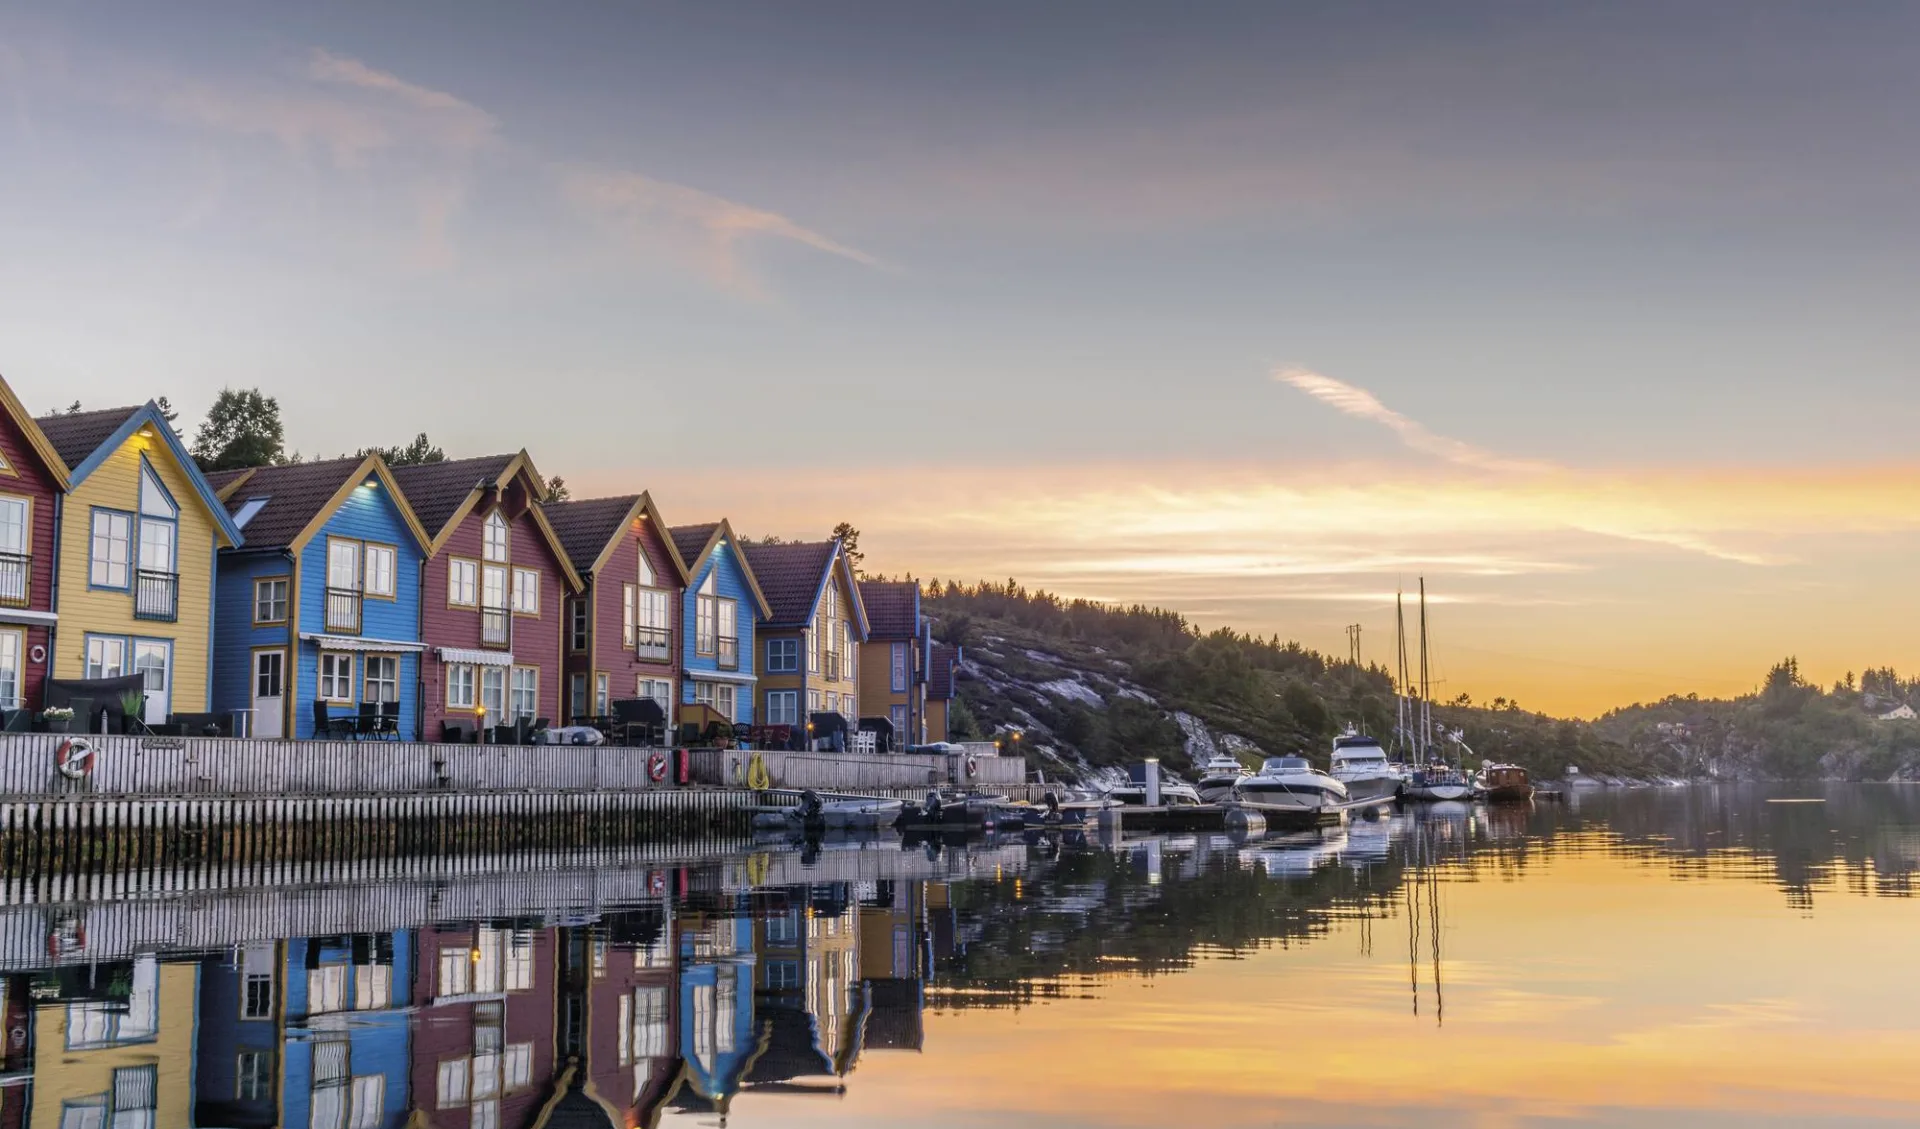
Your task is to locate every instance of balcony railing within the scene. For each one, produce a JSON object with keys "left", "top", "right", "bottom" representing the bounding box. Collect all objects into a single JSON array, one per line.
[
  {"left": 717, "top": 635, "right": 739, "bottom": 670},
  {"left": 635, "top": 625, "right": 671, "bottom": 662},
  {"left": 325, "top": 587, "right": 362, "bottom": 634},
  {"left": 481, "top": 606, "right": 511, "bottom": 647},
  {"left": 0, "top": 552, "right": 28, "bottom": 609},
  {"left": 134, "top": 570, "right": 178, "bottom": 622}
]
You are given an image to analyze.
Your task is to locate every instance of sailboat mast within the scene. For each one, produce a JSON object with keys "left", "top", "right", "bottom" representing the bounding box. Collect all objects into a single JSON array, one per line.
[
  {"left": 1395, "top": 591, "right": 1410, "bottom": 757},
  {"left": 1418, "top": 578, "right": 1431, "bottom": 758}
]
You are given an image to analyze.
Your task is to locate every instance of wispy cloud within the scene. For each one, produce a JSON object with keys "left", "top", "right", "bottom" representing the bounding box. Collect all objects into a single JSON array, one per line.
[
  {"left": 1275, "top": 366, "right": 1555, "bottom": 475},
  {"left": 563, "top": 167, "right": 882, "bottom": 297},
  {"left": 305, "top": 48, "right": 496, "bottom": 152}
]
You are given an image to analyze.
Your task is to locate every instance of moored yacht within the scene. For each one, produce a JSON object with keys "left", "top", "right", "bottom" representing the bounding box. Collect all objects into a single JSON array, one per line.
[
  {"left": 1102, "top": 779, "right": 1205, "bottom": 807},
  {"left": 1195, "top": 751, "right": 1250, "bottom": 803},
  {"left": 1402, "top": 760, "right": 1474, "bottom": 802},
  {"left": 1235, "top": 755, "right": 1349, "bottom": 813},
  {"left": 1329, "top": 731, "right": 1400, "bottom": 803}
]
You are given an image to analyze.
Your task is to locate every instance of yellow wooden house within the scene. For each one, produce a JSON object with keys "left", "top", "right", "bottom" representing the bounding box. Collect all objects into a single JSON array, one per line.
[{"left": 35, "top": 403, "right": 244, "bottom": 725}]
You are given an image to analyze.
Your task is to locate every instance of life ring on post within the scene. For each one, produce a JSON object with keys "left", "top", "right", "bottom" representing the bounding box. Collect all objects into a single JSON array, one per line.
[
  {"left": 966, "top": 754, "right": 979, "bottom": 779},
  {"left": 55, "top": 738, "right": 94, "bottom": 780},
  {"left": 647, "top": 752, "right": 668, "bottom": 783}
]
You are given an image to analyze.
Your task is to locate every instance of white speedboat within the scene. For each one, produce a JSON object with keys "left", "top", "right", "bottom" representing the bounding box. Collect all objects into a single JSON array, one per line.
[
  {"left": 1401, "top": 762, "right": 1474, "bottom": 802},
  {"left": 1329, "top": 732, "right": 1400, "bottom": 803},
  {"left": 1235, "top": 755, "right": 1349, "bottom": 813},
  {"left": 1195, "top": 751, "right": 1249, "bottom": 803}
]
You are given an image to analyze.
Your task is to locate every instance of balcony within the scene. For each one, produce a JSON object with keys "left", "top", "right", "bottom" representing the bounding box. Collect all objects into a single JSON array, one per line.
[
  {"left": 134, "top": 570, "right": 178, "bottom": 622},
  {"left": 0, "top": 551, "right": 28, "bottom": 609},
  {"left": 635, "top": 625, "right": 671, "bottom": 662},
  {"left": 325, "top": 587, "right": 362, "bottom": 634},
  {"left": 717, "top": 634, "right": 739, "bottom": 670},
  {"left": 481, "top": 605, "right": 510, "bottom": 647},
  {"left": 825, "top": 652, "right": 842, "bottom": 681}
]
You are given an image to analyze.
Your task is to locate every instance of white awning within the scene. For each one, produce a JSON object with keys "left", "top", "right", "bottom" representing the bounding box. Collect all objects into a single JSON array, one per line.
[
  {"left": 690, "top": 669, "right": 758, "bottom": 685},
  {"left": 436, "top": 647, "right": 516, "bottom": 667},
  {"left": 302, "top": 634, "right": 428, "bottom": 653},
  {"left": 0, "top": 608, "right": 57, "bottom": 626}
]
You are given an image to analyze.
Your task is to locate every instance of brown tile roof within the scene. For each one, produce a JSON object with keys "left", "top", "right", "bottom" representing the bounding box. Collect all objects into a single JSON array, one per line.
[
  {"left": 33, "top": 406, "right": 143, "bottom": 469},
  {"left": 740, "top": 541, "right": 836, "bottom": 627},
  {"left": 668, "top": 523, "right": 720, "bottom": 569},
  {"left": 542, "top": 495, "right": 643, "bottom": 574},
  {"left": 215, "top": 457, "right": 370, "bottom": 549},
  {"left": 203, "top": 468, "right": 254, "bottom": 495},
  {"left": 389, "top": 454, "right": 519, "bottom": 537},
  {"left": 858, "top": 580, "right": 920, "bottom": 639},
  {"left": 928, "top": 642, "right": 959, "bottom": 700}
]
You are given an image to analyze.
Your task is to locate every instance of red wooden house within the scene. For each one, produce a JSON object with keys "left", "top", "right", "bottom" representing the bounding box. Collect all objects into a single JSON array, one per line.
[
  {"left": 543, "top": 492, "right": 689, "bottom": 726},
  {"left": 0, "top": 375, "right": 70, "bottom": 716},
  {"left": 391, "top": 453, "right": 582, "bottom": 741}
]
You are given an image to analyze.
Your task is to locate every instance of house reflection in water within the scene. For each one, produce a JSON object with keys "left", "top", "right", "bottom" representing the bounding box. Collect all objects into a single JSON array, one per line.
[{"left": 0, "top": 879, "right": 934, "bottom": 1128}]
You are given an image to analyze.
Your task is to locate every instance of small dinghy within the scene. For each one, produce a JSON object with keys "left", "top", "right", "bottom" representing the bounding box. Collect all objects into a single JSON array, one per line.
[{"left": 753, "top": 790, "right": 905, "bottom": 834}]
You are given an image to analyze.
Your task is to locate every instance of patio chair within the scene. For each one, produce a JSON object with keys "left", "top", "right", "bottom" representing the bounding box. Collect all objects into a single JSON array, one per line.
[
  {"left": 612, "top": 698, "right": 666, "bottom": 746},
  {"left": 313, "top": 700, "right": 355, "bottom": 741},
  {"left": 440, "top": 719, "right": 474, "bottom": 744},
  {"left": 379, "top": 700, "right": 402, "bottom": 740}
]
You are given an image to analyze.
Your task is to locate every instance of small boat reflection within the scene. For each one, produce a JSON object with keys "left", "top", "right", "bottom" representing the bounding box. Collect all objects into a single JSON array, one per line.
[{"left": 1243, "top": 828, "right": 1350, "bottom": 879}]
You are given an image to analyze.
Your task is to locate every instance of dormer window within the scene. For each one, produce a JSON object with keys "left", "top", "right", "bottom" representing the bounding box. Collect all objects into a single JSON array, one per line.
[
  {"left": 482, "top": 511, "right": 510, "bottom": 562},
  {"left": 232, "top": 496, "right": 270, "bottom": 530},
  {"left": 637, "top": 549, "right": 655, "bottom": 587}
]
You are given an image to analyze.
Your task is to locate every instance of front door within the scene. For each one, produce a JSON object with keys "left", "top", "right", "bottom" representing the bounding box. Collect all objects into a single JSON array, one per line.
[
  {"left": 252, "top": 650, "right": 285, "bottom": 739},
  {"left": 133, "top": 640, "right": 171, "bottom": 724}
]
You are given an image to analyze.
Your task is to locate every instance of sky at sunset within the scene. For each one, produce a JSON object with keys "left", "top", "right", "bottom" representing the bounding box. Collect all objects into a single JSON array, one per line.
[{"left": 3, "top": 2, "right": 1918, "bottom": 715}]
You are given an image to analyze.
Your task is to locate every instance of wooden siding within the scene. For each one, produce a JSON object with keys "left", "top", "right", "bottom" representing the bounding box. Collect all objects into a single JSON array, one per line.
[
  {"left": 289, "top": 476, "right": 427, "bottom": 739},
  {"left": 210, "top": 550, "right": 294, "bottom": 727},
  {"left": 28, "top": 963, "right": 197, "bottom": 1129},
  {"left": 678, "top": 535, "right": 757, "bottom": 725},
  {"left": 587, "top": 515, "right": 680, "bottom": 713},
  {"left": 925, "top": 698, "right": 950, "bottom": 743},
  {"left": 0, "top": 405, "right": 62, "bottom": 715},
  {"left": 420, "top": 505, "right": 566, "bottom": 738},
  {"left": 54, "top": 429, "right": 222, "bottom": 713},
  {"left": 409, "top": 925, "right": 557, "bottom": 1129}
]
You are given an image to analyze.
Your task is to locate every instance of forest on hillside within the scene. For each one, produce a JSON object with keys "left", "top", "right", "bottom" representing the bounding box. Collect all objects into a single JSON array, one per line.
[{"left": 920, "top": 579, "right": 1920, "bottom": 782}]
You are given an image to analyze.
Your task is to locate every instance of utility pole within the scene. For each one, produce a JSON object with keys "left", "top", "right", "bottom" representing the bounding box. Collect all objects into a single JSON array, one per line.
[{"left": 1346, "top": 623, "right": 1362, "bottom": 666}]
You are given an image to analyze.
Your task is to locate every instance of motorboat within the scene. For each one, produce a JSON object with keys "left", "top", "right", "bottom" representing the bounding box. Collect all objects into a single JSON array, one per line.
[
  {"left": 1328, "top": 731, "right": 1400, "bottom": 803},
  {"left": 754, "top": 790, "right": 906, "bottom": 833},
  {"left": 1234, "top": 755, "right": 1349, "bottom": 813},
  {"left": 1477, "top": 762, "right": 1534, "bottom": 802},
  {"left": 1194, "top": 751, "right": 1250, "bottom": 803}
]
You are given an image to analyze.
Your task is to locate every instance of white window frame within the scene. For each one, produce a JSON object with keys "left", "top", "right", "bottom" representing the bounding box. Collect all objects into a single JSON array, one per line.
[
  {"left": 448, "top": 559, "right": 478, "bottom": 607},
  {"left": 253, "top": 577, "right": 289, "bottom": 624},
  {"left": 89, "top": 509, "right": 132, "bottom": 589},
  {"left": 363, "top": 655, "right": 399, "bottom": 704},
  {"left": 481, "top": 667, "right": 507, "bottom": 718},
  {"left": 891, "top": 642, "right": 908, "bottom": 692},
  {"left": 511, "top": 568, "right": 539, "bottom": 615},
  {"left": 509, "top": 666, "right": 538, "bottom": 720},
  {"left": 363, "top": 543, "right": 397, "bottom": 599},
  {"left": 0, "top": 629, "right": 22, "bottom": 710},
  {"left": 447, "top": 663, "right": 477, "bottom": 710},
  {"left": 622, "top": 585, "right": 637, "bottom": 648},
  {"left": 765, "top": 689, "right": 798, "bottom": 726},
  {"left": 319, "top": 652, "right": 354, "bottom": 703},
  {"left": 482, "top": 511, "right": 510, "bottom": 563}
]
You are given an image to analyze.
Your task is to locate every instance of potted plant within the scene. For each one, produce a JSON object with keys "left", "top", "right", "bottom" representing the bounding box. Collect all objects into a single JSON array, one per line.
[
  {"left": 117, "top": 690, "right": 146, "bottom": 733},
  {"left": 41, "top": 707, "right": 74, "bottom": 734}
]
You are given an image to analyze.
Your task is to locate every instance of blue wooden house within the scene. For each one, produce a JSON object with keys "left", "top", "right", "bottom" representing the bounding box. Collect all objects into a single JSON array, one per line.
[
  {"left": 207, "top": 456, "right": 431, "bottom": 740},
  {"left": 667, "top": 520, "right": 771, "bottom": 729}
]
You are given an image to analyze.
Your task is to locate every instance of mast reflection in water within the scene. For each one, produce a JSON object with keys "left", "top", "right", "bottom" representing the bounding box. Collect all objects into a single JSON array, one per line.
[{"left": 0, "top": 784, "right": 1917, "bottom": 1128}]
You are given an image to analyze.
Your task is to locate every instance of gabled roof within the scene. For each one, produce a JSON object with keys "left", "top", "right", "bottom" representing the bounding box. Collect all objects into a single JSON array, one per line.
[
  {"left": 858, "top": 580, "right": 921, "bottom": 640},
  {"left": 542, "top": 492, "right": 688, "bottom": 582},
  {"left": 0, "top": 374, "right": 72, "bottom": 488},
  {"left": 209, "top": 455, "right": 430, "bottom": 553},
  {"left": 34, "top": 401, "right": 243, "bottom": 547},
  {"left": 928, "top": 642, "right": 960, "bottom": 700},
  {"left": 667, "top": 520, "right": 773, "bottom": 619},
  {"left": 387, "top": 453, "right": 523, "bottom": 543},
  {"left": 741, "top": 540, "right": 869, "bottom": 635},
  {"left": 390, "top": 451, "right": 583, "bottom": 593}
]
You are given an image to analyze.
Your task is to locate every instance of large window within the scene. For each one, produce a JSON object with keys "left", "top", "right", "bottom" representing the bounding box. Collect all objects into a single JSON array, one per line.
[
  {"left": 328, "top": 538, "right": 360, "bottom": 592},
  {"left": 766, "top": 638, "right": 798, "bottom": 673},
  {"left": 448, "top": 559, "right": 478, "bottom": 607},
  {"left": 891, "top": 642, "right": 909, "bottom": 692},
  {"left": 695, "top": 574, "right": 717, "bottom": 655},
  {"left": 568, "top": 599, "right": 588, "bottom": 651},
  {"left": 481, "top": 565, "right": 508, "bottom": 611},
  {"left": 594, "top": 673, "right": 609, "bottom": 716},
  {"left": 765, "top": 690, "right": 798, "bottom": 726},
  {"left": 0, "top": 495, "right": 27, "bottom": 605},
  {"left": 89, "top": 509, "right": 132, "bottom": 589},
  {"left": 236, "top": 1051, "right": 274, "bottom": 1102},
  {"left": 319, "top": 653, "right": 353, "bottom": 702},
  {"left": 254, "top": 577, "right": 289, "bottom": 624},
  {"left": 638, "top": 678, "right": 672, "bottom": 718},
  {"left": 636, "top": 587, "right": 670, "bottom": 656},
  {"left": 622, "top": 585, "right": 637, "bottom": 648},
  {"left": 363, "top": 655, "right": 399, "bottom": 703},
  {"left": 511, "top": 568, "right": 539, "bottom": 615},
  {"left": 447, "top": 664, "right": 476, "bottom": 710},
  {"left": 510, "top": 667, "right": 538, "bottom": 720},
  {"left": 85, "top": 636, "right": 127, "bottom": 680},
  {"left": 480, "top": 667, "right": 507, "bottom": 719},
  {"left": 363, "top": 544, "right": 397, "bottom": 598},
  {"left": 482, "top": 511, "right": 510, "bottom": 562}
]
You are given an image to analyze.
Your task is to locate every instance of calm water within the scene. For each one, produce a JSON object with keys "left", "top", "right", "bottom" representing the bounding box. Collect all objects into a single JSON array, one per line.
[{"left": 3, "top": 784, "right": 1917, "bottom": 1128}]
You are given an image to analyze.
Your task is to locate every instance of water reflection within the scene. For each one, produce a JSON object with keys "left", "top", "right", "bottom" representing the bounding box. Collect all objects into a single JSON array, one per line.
[{"left": 0, "top": 784, "right": 1915, "bottom": 1128}]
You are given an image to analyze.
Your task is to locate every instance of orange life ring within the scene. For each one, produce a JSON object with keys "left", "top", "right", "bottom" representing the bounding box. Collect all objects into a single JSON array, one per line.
[
  {"left": 966, "top": 754, "right": 979, "bottom": 779},
  {"left": 55, "top": 738, "right": 94, "bottom": 780},
  {"left": 648, "top": 752, "right": 668, "bottom": 782}
]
